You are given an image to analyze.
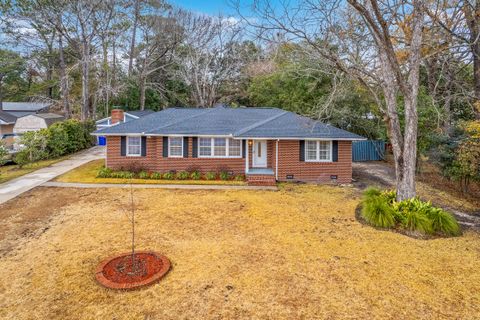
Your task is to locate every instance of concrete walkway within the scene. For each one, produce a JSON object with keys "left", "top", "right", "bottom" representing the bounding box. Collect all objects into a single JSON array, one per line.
[
  {"left": 42, "top": 181, "right": 278, "bottom": 191},
  {"left": 0, "top": 147, "right": 105, "bottom": 204}
]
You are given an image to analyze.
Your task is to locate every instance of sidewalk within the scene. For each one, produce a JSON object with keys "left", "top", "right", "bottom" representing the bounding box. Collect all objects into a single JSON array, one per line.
[{"left": 0, "top": 147, "right": 104, "bottom": 204}]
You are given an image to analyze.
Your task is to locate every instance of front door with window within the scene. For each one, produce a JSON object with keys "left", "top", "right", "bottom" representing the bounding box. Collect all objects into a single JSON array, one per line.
[{"left": 252, "top": 140, "right": 267, "bottom": 167}]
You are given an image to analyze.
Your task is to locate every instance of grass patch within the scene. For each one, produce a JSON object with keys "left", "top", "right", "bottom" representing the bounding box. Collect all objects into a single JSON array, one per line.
[
  {"left": 0, "top": 156, "right": 69, "bottom": 184},
  {"left": 55, "top": 159, "right": 247, "bottom": 185},
  {"left": 0, "top": 185, "right": 479, "bottom": 319}
]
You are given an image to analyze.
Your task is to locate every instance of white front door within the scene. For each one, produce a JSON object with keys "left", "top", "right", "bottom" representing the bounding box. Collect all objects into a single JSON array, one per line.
[{"left": 252, "top": 140, "right": 267, "bottom": 167}]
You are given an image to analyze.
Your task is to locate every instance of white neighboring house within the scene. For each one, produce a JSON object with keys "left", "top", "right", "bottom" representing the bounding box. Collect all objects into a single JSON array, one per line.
[
  {"left": 13, "top": 113, "right": 65, "bottom": 134},
  {"left": 95, "top": 109, "right": 154, "bottom": 145}
]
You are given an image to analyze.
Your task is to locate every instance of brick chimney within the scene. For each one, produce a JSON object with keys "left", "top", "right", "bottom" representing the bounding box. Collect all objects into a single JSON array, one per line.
[{"left": 111, "top": 109, "right": 124, "bottom": 125}]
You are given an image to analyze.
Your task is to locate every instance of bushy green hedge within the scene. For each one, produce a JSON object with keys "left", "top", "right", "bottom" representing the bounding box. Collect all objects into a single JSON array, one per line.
[
  {"left": 361, "top": 187, "right": 461, "bottom": 237},
  {"left": 15, "top": 119, "right": 95, "bottom": 166},
  {"left": 96, "top": 167, "right": 246, "bottom": 182}
]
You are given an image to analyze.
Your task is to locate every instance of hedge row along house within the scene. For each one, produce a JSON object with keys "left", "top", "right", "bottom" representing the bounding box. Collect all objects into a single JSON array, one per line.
[{"left": 93, "top": 106, "right": 365, "bottom": 185}]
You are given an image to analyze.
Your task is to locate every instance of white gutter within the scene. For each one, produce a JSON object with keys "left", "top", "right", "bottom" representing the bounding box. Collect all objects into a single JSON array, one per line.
[{"left": 237, "top": 137, "right": 367, "bottom": 141}]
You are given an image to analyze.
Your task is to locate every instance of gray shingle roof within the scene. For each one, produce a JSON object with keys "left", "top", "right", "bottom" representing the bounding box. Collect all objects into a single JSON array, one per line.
[
  {"left": 0, "top": 110, "right": 18, "bottom": 124},
  {"left": 94, "top": 106, "right": 365, "bottom": 140},
  {"left": 128, "top": 110, "right": 155, "bottom": 117},
  {"left": 2, "top": 102, "right": 51, "bottom": 111}
]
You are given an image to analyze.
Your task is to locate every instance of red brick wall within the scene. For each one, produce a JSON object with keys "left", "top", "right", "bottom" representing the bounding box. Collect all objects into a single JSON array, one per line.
[
  {"left": 105, "top": 136, "right": 352, "bottom": 183},
  {"left": 106, "top": 136, "right": 245, "bottom": 174},
  {"left": 275, "top": 140, "right": 352, "bottom": 183}
]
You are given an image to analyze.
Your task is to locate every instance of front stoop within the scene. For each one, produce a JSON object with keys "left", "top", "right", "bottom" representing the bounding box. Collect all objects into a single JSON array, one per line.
[{"left": 247, "top": 170, "right": 276, "bottom": 186}]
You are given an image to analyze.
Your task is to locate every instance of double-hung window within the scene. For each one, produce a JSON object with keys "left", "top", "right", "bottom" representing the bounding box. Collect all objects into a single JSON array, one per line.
[
  {"left": 228, "top": 139, "right": 241, "bottom": 157},
  {"left": 199, "top": 137, "right": 212, "bottom": 156},
  {"left": 127, "top": 136, "right": 141, "bottom": 156},
  {"left": 305, "top": 140, "right": 332, "bottom": 162},
  {"left": 214, "top": 138, "right": 226, "bottom": 156},
  {"left": 198, "top": 137, "right": 242, "bottom": 158},
  {"left": 169, "top": 137, "right": 183, "bottom": 157}
]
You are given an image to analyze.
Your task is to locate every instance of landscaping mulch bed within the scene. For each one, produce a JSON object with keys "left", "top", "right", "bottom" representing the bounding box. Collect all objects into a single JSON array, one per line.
[{"left": 95, "top": 251, "right": 170, "bottom": 290}]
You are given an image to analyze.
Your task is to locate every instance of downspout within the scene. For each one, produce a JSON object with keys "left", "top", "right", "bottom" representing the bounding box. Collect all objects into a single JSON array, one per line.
[
  {"left": 275, "top": 139, "right": 279, "bottom": 181},
  {"left": 245, "top": 139, "right": 249, "bottom": 174}
]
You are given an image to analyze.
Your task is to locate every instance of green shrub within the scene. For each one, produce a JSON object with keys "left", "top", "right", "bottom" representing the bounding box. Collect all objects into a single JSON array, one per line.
[
  {"left": 363, "top": 187, "right": 382, "bottom": 199},
  {"left": 426, "top": 208, "right": 461, "bottom": 236},
  {"left": 361, "top": 188, "right": 461, "bottom": 237},
  {"left": 234, "top": 174, "right": 245, "bottom": 181},
  {"left": 190, "top": 171, "right": 201, "bottom": 180},
  {"left": 150, "top": 172, "right": 162, "bottom": 180},
  {"left": 112, "top": 171, "right": 134, "bottom": 179},
  {"left": 361, "top": 194, "right": 396, "bottom": 228},
  {"left": 176, "top": 171, "right": 189, "bottom": 180},
  {"left": 97, "top": 167, "right": 113, "bottom": 178},
  {"left": 0, "top": 144, "right": 8, "bottom": 166},
  {"left": 219, "top": 170, "right": 230, "bottom": 180},
  {"left": 205, "top": 172, "right": 216, "bottom": 180},
  {"left": 46, "top": 123, "right": 69, "bottom": 157},
  {"left": 138, "top": 171, "right": 149, "bottom": 179},
  {"left": 14, "top": 130, "right": 49, "bottom": 166},
  {"left": 401, "top": 210, "right": 433, "bottom": 234},
  {"left": 382, "top": 189, "right": 397, "bottom": 204},
  {"left": 163, "top": 172, "right": 174, "bottom": 180}
]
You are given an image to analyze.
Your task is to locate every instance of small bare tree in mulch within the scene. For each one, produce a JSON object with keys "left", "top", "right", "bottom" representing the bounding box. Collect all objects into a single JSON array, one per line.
[{"left": 95, "top": 182, "right": 171, "bottom": 290}]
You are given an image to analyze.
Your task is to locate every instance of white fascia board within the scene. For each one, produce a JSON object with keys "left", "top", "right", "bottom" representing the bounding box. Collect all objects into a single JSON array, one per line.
[{"left": 236, "top": 136, "right": 367, "bottom": 141}]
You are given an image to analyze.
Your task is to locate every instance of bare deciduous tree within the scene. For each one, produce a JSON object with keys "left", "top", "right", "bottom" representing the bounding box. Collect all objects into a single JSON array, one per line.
[
  {"left": 173, "top": 13, "right": 245, "bottom": 107},
  {"left": 238, "top": 0, "right": 426, "bottom": 200}
]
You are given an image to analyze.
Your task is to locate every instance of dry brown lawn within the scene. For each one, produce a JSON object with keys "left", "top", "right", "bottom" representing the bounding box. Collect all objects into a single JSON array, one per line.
[{"left": 0, "top": 184, "right": 479, "bottom": 319}]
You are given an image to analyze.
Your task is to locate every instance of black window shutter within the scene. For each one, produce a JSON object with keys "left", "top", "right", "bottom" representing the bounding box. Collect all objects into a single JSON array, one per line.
[
  {"left": 242, "top": 140, "right": 246, "bottom": 158},
  {"left": 183, "top": 137, "right": 189, "bottom": 158},
  {"left": 192, "top": 137, "right": 198, "bottom": 158},
  {"left": 163, "top": 137, "right": 168, "bottom": 157},
  {"left": 120, "top": 136, "right": 126, "bottom": 156},
  {"left": 299, "top": 140, "right": 305, "bottom": 161},
  {"left": 332, "top": 140, "right": 338, "bottom": 162},
  {"left": 141, "top": 136, "right": 147, "bottom": 156}
]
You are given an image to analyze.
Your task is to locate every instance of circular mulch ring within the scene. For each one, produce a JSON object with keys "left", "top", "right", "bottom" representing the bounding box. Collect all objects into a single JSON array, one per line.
[{"left": 95, "top": 251, "right": 170, "bottom": 290}]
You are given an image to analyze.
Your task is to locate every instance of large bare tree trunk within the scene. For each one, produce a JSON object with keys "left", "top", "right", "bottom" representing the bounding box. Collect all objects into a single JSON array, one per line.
[
  {"left": 139, "top": 75, "right": 146, "bottom": 110},
  {"left": 348, "top": 0, "right": 424, "bottom": 201},
  {"left": 58, "top": 32, "right": 70, "bottom": 118},
  {"left": 464, "top": 2, "right": 480, "bottom": 119},
  {"left": 81, "top": 42, "right": 90, "bottom": 121}
]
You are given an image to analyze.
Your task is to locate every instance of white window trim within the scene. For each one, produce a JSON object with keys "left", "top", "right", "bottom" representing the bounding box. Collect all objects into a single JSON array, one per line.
[
  {"left": 168, "top": 136, "right": 184, "bottom": 158},
  {"left": 305, "top": 140, "right": 333, "bottom": 162},
  {"left": 198, "top": 137, "right": 242, "bottom": 158},
  {"left": 126, "top": 136, "right": 142, "bottom": 157}
]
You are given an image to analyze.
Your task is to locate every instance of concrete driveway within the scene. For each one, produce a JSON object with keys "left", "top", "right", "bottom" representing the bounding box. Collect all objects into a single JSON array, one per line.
[{"left": 0, "top": 147, "right": 104, "bottom": 204}]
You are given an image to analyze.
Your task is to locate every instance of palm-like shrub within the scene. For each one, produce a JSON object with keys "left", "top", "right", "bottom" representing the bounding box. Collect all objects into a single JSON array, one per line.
[{"left": 361, "top": 187, "right": 461, "bottom": 237}]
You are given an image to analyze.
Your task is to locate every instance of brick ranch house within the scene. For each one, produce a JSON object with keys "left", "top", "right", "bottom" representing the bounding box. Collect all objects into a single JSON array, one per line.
[{"left": 93, "top": 106, "right": 365, "bottom": 185}]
